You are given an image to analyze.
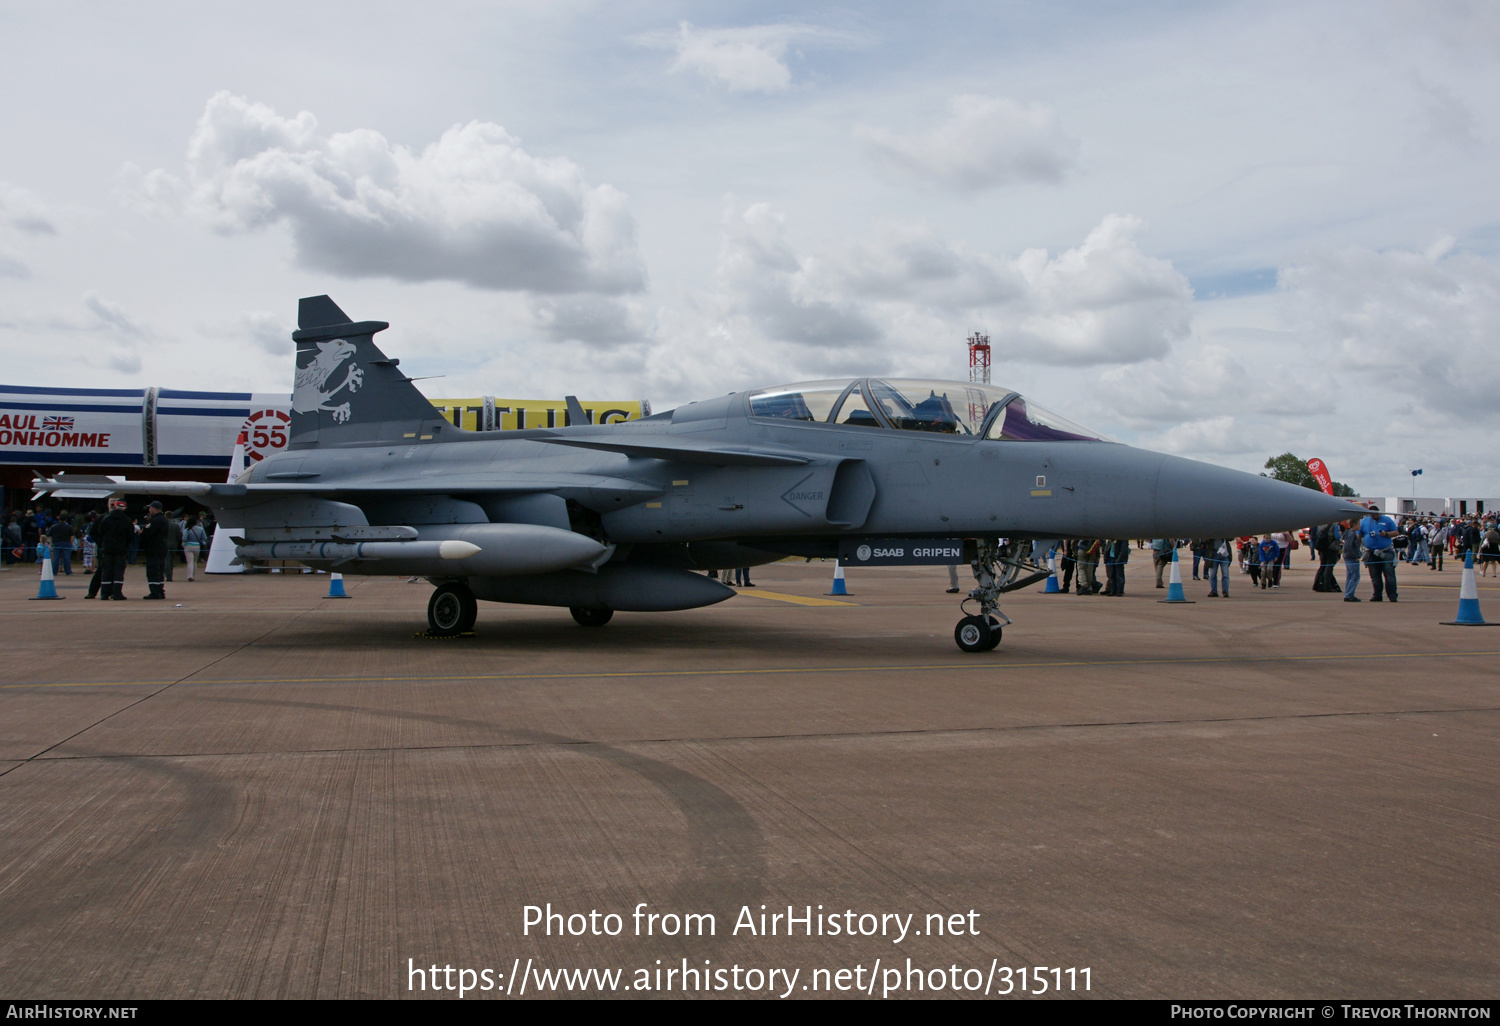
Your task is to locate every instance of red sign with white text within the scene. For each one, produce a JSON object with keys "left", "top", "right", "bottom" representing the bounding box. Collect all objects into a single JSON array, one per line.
[{"left": 1306, "top": 458, "right": 1334, "bottom": 496}]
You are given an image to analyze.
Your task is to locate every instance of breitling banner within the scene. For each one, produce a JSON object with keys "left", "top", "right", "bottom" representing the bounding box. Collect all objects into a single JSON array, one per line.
[
  {"left": 0, "top": 385, "right": 646, "bottom": 469},
  {"left": 432, "top": 397, "right": 648, "bottom": 432}
]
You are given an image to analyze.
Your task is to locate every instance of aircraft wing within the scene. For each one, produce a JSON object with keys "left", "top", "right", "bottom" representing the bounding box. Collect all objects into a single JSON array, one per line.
[{"left": 532, "top": 433, "right": 813, "bottom": 467}]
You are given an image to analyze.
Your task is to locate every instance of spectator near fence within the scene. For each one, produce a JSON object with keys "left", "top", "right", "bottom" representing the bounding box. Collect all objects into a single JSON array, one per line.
[{"left": 1359, "top": 505, "right": 1399, "bottom": 602}]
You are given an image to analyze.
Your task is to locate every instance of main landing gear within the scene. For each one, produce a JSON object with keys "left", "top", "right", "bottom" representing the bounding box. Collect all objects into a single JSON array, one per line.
[
  {"left": 570, "top": 607, "right": 613, "bottom": 627},
  {"left": 953, "top": 540, "right": 1048, "bottom": 653},
  {"left": 427, "top": 581, "right": 478, "bottom": 636}
]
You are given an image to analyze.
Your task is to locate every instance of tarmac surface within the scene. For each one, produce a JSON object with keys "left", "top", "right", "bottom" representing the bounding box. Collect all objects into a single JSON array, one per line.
[{"left": 1, "top": 554, "right": 1497, "bottom": 1000}]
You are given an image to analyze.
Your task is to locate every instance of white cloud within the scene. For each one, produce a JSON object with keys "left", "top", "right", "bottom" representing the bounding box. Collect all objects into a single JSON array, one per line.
[
  {"left": 82, "top": 293, "right": 147, "bottom": 374},
  {"left": 238, "top": 311, "right": 294, "bottom": 356},
  {"left": 838, "top": 224, "right": 1024, "bottom": 307},
  {"left": 527, "top": 294, "right": 649, "bottom": 348},
  {"left": 83, "top": 292, "right": 145, "bottom": 338},
  {"left": 1007, "top": 215, "right": 1192, "bottom": 363},
  {"left": 717, "top": 201, "right": 882, "bottom": 348},
  {"left": 1096, "top": 343, "right": 1249, "bottom": 431},
  {"left": 0, "top": 183, "right": 58, "bottom": 279},
  {"left": 1410, "top": 76, "right": 1475, "bottom": 148},
  {"left": 640, "top": 22, "right": 849, "bottom": 93},
  {"left": 855, "top": 95, "right": 1079, "bottom": 191},
  {"left": 705, "top": 204, "right": 1190, "bottom": 369},
  {"left": 105, "top": 350, "right": 142, "bottom": 374},
  {"left": 1146, "top": 415, "right": 1260, "bottom": 456},
  {"left": 126, "top": 92, "right": 645, "bottom": 295},
  {"left": 0, "top": 183, "right": 56, "bottom": 236},
  {"left": 1280, "top": 243, "right": 1500, "bottom": 419}
]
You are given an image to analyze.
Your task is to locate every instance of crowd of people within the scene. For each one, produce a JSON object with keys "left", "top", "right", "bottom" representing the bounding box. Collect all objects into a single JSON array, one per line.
[
  {"left": 1031, "top": 507, "right": 1498, "bottom": 601},
  {"left": 4, "top": 501, "right": 216, "bottom": 599},
  {"left": 8, "top": 498, "right": 1496, "bottom": 606}
]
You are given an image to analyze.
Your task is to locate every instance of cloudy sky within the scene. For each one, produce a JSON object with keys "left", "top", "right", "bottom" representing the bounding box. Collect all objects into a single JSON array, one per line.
[{"left": 1, "top": 0, "right": 1496, "bottom": 495}]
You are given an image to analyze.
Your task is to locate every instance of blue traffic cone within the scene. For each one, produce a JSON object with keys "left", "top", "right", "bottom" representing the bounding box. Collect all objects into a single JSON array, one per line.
[
  {"left": 1044, "top": 549, "right": 1060, "bottom": 593},
  {"left": 1442, "top": 552, "right": 1497, "bottom": 626},
  {"left": 828, "top": 562, "right": 850, "bottom": 596},
  {"left": 1158, "top": 547, "right": 1194, "bottom": 604},
  {"left": 32, "top": 553, "right": 62, "bottom": 600},
  {"left": 325, "top": 572, "right": 350, "bottom": 599}
]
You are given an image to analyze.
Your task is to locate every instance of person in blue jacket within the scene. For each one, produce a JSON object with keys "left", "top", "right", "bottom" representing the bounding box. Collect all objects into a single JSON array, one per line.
[
  {"left": 1257, "top": 536, "right": 1281, "bottom": 589},
  {"left": 1359, "top": 504, "right": 1400, "bottom": 602}
]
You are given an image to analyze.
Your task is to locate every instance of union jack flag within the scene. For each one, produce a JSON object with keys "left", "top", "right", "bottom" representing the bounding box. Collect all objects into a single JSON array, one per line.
[{"left": 42, "top": 416, "right": 74, "bottom": 431}]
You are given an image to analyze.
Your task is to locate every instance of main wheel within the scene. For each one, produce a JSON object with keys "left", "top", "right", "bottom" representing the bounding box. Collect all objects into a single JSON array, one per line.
[
  {"left": 570, "top": 606, "right": 613, "bottom": 627},
  {"left": 954, "top": 614, "right": 995, "bottom": 653},
  {"left": 428, "top": 582, "right": 477, "bottom": 636}
]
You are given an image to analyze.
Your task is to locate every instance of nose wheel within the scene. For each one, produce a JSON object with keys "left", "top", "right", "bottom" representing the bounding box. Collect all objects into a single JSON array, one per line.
[
  {"left": 955, "top": 614, "right": 1003, "bottom": 652},
  {"left": 428, "top": 582, "right": 477, "bottom": 636}
]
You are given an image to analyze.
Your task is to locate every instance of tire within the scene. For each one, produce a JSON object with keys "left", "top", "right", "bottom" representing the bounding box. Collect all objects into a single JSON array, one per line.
[
  {"left": 457, "top": 590, "right": 478, "bottom": 633},
  {"left": 982, "top": 615, "right": 1003, "bottom": 651},
  {"left": 428, "top": 582, "right": 476, "bottom": 636},
  {"left": 954, "top": 614, "right": 994, "bottom": 653},
  {"left": 570, "top": 606, "right": 614, "bottom": 628}
]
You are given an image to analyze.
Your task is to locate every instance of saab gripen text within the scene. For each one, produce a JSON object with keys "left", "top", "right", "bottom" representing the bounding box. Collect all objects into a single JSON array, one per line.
[{"left": 522, "top": 903, "right": 981, "bottom": 943}]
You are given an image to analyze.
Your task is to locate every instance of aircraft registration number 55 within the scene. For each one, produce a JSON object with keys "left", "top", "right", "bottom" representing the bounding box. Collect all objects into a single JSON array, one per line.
[{"left": 244, "top": 408, "right": 291, "bottom": 464}]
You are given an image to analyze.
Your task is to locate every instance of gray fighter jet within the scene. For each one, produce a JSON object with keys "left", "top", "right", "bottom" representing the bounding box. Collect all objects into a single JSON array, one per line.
[{"left": 34, "top": 295, "right": 1364, "bottom": 651}]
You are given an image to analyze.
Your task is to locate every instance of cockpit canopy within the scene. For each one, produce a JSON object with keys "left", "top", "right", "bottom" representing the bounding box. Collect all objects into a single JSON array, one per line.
[{"left": 747, "top": 378, "right": 1110, "bottom": 442}]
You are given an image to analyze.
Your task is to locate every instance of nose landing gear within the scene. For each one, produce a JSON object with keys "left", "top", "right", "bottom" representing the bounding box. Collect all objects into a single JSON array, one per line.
[{"left": 953, "top": 540, "right": 1044, "bottom": 653}]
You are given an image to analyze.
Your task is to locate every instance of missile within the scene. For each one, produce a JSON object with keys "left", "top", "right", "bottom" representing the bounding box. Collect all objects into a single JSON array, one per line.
[
  {"left": 236, "top": 523, "right": 609, "bottom": 577},
  {"left": 236, "top": 540, "right": 480, "bottom": 562}
]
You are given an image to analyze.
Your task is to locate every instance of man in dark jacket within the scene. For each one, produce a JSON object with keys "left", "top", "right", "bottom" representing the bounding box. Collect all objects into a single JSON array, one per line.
[
  {"left": 1059, "top": 539, "right": 1076, "bottom": 594},
  {"left": 93, "top": 499, "right": 135, "bottom": 600},
  {"left": 1313, "top": 523, "right": 1342, "bottom": 592},
  {"left": 140, "top": 501, "right": 169, "bottom": 599},
  {"left": 47, "top": 518, "right": 75, "bottom": 576},
  {"left": 1102, "top": 538, "right": 1130, "bottom": 596}
]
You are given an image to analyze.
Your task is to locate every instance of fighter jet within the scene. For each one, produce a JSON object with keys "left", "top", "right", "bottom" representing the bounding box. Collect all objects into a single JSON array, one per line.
[{"left": 33, "top": 296, "right": 1365, "bottom": 651}]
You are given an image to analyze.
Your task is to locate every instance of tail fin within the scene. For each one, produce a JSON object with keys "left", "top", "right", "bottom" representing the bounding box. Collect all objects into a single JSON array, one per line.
[{"left": 289, "top": 295, "right": 451, "bottom": 448}]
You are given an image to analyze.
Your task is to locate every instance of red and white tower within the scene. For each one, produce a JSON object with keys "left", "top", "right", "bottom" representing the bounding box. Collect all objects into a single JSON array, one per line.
[
  {"left": 967, "top": 331, "right": 991, "bottom": 385},
  {"left": 966, "top": 331, "right": 992, "bottom": 430}
]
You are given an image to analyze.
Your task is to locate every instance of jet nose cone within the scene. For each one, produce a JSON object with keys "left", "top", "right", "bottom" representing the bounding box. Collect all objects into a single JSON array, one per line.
[{"left": 1154, "top": 454, "right": 1367, "bottom": 537}]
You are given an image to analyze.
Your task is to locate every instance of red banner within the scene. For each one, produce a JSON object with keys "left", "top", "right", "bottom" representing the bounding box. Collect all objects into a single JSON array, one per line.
[{"left": 1306, "top": 458, "right": 1334, "bottom": 496}]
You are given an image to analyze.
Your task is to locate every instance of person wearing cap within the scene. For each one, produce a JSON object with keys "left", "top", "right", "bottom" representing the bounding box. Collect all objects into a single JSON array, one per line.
[
  {"left": 1358, "top": 502, "right": 1400, "bottom": 602},
  {"left": 92, "top": 499, "right": 135, "bottom": 600},
  {"left": 139, "top": 500, "right": 170, "bottom": 600}
]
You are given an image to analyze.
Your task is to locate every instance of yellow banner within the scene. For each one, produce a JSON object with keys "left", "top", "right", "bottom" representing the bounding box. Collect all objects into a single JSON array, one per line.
[{"left": 429, "top": 397, "right": 645, "bottom": 432}]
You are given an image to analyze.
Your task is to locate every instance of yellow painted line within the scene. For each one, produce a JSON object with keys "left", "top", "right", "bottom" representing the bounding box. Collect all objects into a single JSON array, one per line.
[
  {"left": 735, "top": 589, "right": 856, "bottom": 607},
  {"left": 4, "top": 650, "right": 1499, "bottom": 690}
]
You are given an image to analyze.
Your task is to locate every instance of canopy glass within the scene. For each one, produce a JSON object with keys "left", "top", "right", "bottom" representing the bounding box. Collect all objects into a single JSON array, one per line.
[{"left": 747, "top": 378, "right": 1110, "bottom": 442}]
